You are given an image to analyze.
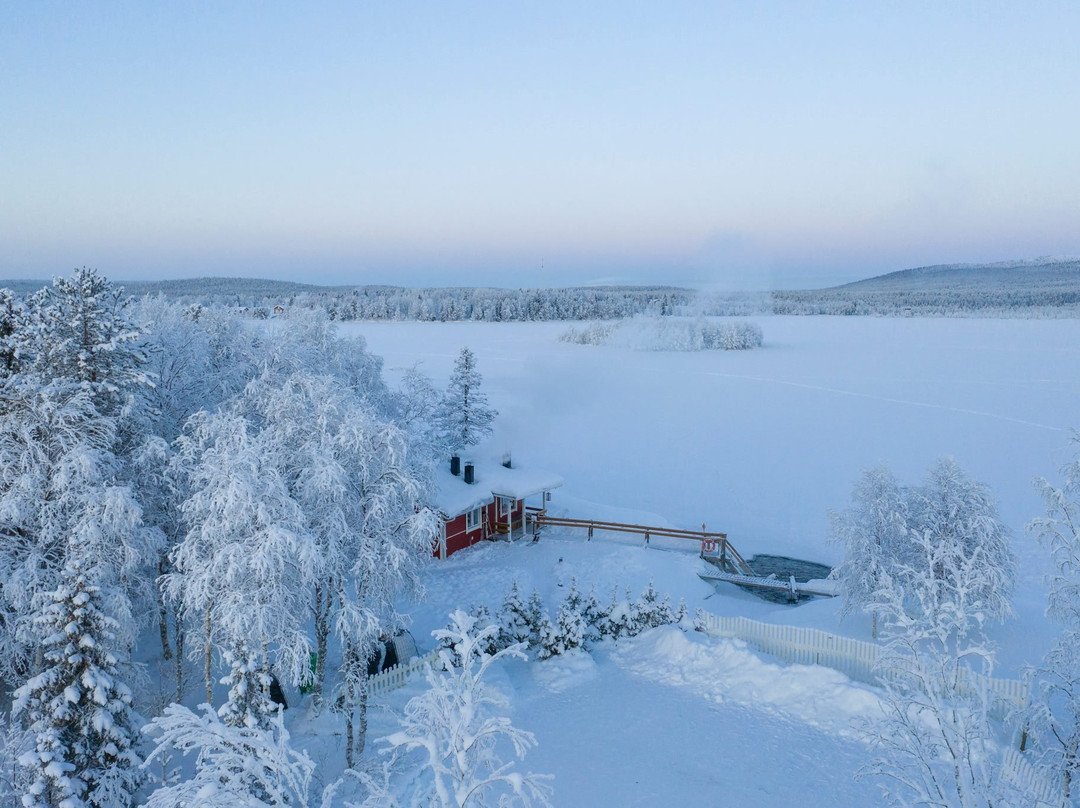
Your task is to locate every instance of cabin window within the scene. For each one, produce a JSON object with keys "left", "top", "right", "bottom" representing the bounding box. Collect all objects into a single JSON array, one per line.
[
  {"left": 466, "top": 506, "right": 483, "bottom": 531},
  {"left": 497, "top": 496, "right": 513, "bottom": 517}
]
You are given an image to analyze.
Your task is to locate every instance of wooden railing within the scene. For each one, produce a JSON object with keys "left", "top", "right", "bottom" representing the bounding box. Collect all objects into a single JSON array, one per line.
[{"left": 530, "top": 512, "right": 753, "bottom": 575}]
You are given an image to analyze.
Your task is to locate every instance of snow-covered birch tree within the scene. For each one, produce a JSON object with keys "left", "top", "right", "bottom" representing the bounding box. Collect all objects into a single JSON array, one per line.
[
  {"left": 359, "top": 610, "right": 551, "bottom": 808},
  {"left": 829, "top": 464, "right": 909, "bottom": 638},
  {"left": 143, "top": 703, "right": 336, "bottom": 808},
  {"left": 1026, "top": 445, "right": 1080, "bottom": 799},
  {"left": 853, "top": 458, "right": 1017, "bottom": 808},
  {"left": 166, "top": 409, "right": 317, "bottom": 705}
]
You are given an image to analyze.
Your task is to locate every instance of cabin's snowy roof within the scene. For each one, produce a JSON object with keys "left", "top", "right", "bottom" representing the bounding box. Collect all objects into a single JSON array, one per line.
[{"left": 435, "top": 457, "right": 563, "bottom": 518}]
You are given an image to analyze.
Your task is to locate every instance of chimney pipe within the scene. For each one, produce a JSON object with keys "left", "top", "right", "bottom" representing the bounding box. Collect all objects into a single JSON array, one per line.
[
  {"left": 450, "top": 455, "right": 461, "bottom": 476},
  {"left": 463, "top": 462, "right": 475, "bottom": 485}
]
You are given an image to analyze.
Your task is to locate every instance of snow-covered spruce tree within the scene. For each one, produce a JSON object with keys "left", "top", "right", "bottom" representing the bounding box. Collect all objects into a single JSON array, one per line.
[
  {"left": 541, "top": 580, "right": 587, "bottom": 659},
  {"left": 13, "top": 553, "right": 141, "bottom": 808},
  {"left": 598, "top": 587, "right": 635, "bottom": 641},
  {"left": 829, "top": 464, "right": 910, "bottom": 638},
  {"left": 631, "top": 579, "right": 674, "bottom": 633},
  {"left": 0, "top": 288, "right": 24, "bottom": 378},
  {"left": 217, "top": 643, "right": 277, "bottom": 731},
  {"left": 525, "top": 589, "right": 553, "bottom": 650},
  {"left": 435, "top": 347, "right": 497, "bottom": 454},
  {"left": 1025, "top": 447, "right": 1080, "bottom": 799},
  {"left": 20, "top": 267, "right": 149, "bottom": 417},
  {"left": 579, "top": 585, "right": 606, "bottom": 646},
  {"left": 143, "top": 703, "right": 335, "bottom": 808},
  {"left": 365, "top": 611, "right": 551, "bottom": 808},
  {"left": 497, "top": 582, "right": 532, "bottom": 649}
]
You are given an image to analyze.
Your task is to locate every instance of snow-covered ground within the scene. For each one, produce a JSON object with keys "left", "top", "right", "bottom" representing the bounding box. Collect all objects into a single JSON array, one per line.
[{"left": 313, "top": 315, "right": 1080, "bottom": 804}]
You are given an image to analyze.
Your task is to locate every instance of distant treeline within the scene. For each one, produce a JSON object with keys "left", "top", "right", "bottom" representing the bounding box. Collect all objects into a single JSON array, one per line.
[
  {"left": 4, "top": 260, "right": 1080, "bottom": 320},
  {"left": 770, "top": 287, "right": 1080, "bottom": 318},
  {"left": 0, "top": 278, "right": 695, "bottom": 322}
]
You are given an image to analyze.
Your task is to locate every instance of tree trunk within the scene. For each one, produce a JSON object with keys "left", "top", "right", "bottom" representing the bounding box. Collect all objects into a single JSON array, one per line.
[
  {"left": 312, "top": 581, "right": 331, "bottom": 701},
  {"left": 158, "top": 556, "right": 172, "bottom": 661},
  {"left": 204, "top": 606, "right": 214, "bottom": 706},
  {"left": 174, "top": 602, "right": 185, "bottom": 704},
  {"left": 356, "top": 673, "right": 369, "bottom": 760},
  {"left": 345, "top": 712, "right": 355, "bottom": 771}
]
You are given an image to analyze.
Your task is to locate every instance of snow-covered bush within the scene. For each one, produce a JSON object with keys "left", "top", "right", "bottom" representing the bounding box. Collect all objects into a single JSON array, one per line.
[
  {"left": 557, "top": 322, "right": 615, "bottom": 345},
  {"left": 361, "top": 610, "right": 552, "bottom": 808}
]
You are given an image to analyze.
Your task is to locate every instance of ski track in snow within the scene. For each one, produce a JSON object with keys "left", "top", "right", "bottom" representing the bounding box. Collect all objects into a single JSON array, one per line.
[{"left": 671, "top": 369, "right": 1067, "bottom": 432}]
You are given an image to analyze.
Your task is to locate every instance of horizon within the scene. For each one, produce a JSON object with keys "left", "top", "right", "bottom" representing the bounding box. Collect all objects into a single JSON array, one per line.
[
  {"left": 3, "top": 3, "right": 1078, "bottom": 290},
  {"left": 3, "top": 253, "right": 1079, "bottom": 295}
]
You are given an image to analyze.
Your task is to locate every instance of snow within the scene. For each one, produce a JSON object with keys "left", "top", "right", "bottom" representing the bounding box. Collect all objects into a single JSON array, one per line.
[
  {"left": 300, "top": 314, "right": 1080, "bottom": 806},
  {"left": 351, "top": 316, "right": 1080, "bottom": 676},
  {"left": 434, "top": 456, "right": 563, "bottom": 517}
]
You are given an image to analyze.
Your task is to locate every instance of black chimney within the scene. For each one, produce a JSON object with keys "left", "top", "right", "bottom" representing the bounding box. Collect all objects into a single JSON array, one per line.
[
  {"left": 450, "top": 455, "right": 461, "bottom": 476},
  {"left": 463, "top": 462, "right": 475, "bottom": 485}
]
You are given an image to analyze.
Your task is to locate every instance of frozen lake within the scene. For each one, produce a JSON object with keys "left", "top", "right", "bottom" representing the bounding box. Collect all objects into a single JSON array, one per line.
[{"left": 346, "top": 315, "right": 1080, "bottom": 672}]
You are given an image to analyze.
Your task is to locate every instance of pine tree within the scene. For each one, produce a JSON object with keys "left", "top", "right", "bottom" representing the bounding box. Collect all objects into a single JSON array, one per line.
[
  {"left": 217, "top": 643, "right": 276, "bottom": 731},
  {"left": 632, "top": 580, "right": 674, "bottom": 632},
  {"left": 580, "top": 585, "right": 606, "bottom": 646},
  {"left": 0, "top": 288, "right": 24, "bottom": 379},
  {"left": 526, "top": 589, "right": 553, "bottom": 650},
  {"left": 22, "top": 268, "right": 149, "bottom": 415},
  {"left": 13, "top": 554, "right": 141, "bottom": 808},
  {"left": 542, "top": 580, "right": 587, "bottom": 658},
  {"left": 436, "top": 347, "right": 497, "bottom": 454},
  {"left": 498, "top": 581, "right": 532, "bottom": 648}
]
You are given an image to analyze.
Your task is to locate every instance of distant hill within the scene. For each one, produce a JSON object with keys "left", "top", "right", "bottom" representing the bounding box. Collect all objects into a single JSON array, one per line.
[
  {"left": 830, "top": 257, "right": 1080, "bottom": 293},
  {"left": 771, "top": 258, "right": 1080, "bottom": 317}
]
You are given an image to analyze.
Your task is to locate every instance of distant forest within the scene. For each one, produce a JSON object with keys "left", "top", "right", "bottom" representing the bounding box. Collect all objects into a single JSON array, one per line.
[{"left": 4, "top": 257, "right": 1080, "bottom": 319}]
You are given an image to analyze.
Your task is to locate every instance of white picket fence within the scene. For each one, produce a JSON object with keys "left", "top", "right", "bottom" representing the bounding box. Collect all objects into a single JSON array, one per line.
[
  {"left": 368, "top": 649, "right": 440, "bottom": 697},
  {"left": 696, "top": 612, "right": 1028, "bottom": 720},
  {"left": 1001, "top": 748, "right": 1068, "bottom": 808}
]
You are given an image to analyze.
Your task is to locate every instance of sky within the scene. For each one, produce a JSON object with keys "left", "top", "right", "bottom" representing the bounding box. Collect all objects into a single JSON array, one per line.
[{"left": 2, "top": 2, "right": 1078, "bottom": 291}]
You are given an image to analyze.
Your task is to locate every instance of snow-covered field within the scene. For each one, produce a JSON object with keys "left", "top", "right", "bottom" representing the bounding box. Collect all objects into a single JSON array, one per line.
[{"left": 319, "top": 315, "right": 1080, "bottom": 805}]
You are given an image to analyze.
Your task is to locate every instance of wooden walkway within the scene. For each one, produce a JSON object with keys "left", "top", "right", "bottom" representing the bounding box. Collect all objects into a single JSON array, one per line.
[{"left": 529, "top": 512, "right": 755, "bottom": 576}]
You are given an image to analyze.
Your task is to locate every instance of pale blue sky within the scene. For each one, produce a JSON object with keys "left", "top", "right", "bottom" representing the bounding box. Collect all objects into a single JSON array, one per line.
[{"left": 2, "top": 2, "right": 1077, "bottom": 289}]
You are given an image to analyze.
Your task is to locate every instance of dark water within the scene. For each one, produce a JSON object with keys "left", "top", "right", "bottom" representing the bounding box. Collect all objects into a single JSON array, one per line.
[{"left": 734, "top": 554, "right": 833, "bottom": 604}]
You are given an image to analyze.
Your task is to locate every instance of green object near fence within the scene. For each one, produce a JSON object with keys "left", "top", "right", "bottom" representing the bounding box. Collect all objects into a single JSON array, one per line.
[{"left": 299, "top": 652, "right": 318, "bottom": 694}]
